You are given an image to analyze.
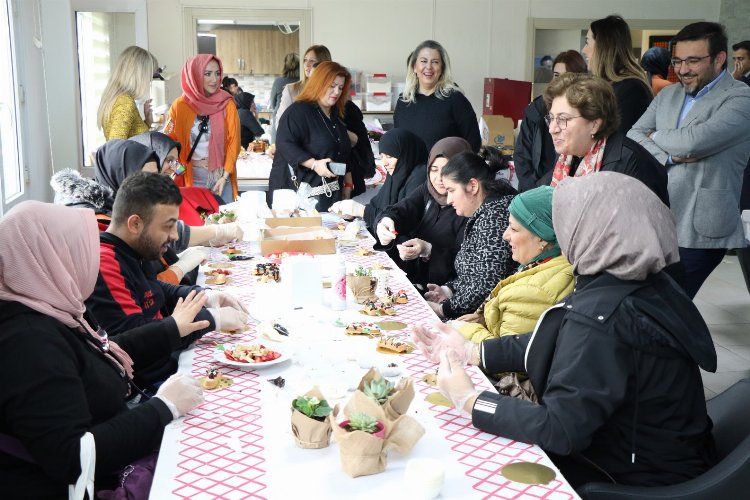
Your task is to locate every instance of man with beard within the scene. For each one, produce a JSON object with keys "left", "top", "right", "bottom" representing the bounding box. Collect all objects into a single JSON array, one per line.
[
  {"left": 629, "top": 22, "right": 750, "bottom": 298},
  {"left": 87, "top": 172, "right": 248, "bottom": 386}
]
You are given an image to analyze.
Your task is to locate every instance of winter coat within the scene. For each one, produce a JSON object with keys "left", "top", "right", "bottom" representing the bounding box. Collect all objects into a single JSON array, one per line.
[
  {"left": 457, "top": 255, "right": 574, "bottom": 342},
  {"left": 472, "top": 271, "right": 717, "bottom": 488}
]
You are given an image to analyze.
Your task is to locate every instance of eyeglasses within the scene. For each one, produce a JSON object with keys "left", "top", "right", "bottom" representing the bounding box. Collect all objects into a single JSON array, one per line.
[
  {"left": 670, "top": 55, "right": 711, "bottom": 68},
  {"left": 544, "top": 114, "right": 582, "bottom": 130}
]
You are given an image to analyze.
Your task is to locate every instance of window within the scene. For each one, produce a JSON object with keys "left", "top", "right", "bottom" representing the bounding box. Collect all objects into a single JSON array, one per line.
[{"left": 0, "top": 0, "right": 24, "bottom": 210}]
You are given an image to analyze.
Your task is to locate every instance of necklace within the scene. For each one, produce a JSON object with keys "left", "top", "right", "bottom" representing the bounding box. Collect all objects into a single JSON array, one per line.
[{"left": 316, "top": 106, "right": 341, "bottom": 144}]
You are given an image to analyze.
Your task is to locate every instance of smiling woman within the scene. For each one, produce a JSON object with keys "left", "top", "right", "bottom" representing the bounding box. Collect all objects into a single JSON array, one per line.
[{"left": 394, "top": 40, "right": 481, "bottom": 152}]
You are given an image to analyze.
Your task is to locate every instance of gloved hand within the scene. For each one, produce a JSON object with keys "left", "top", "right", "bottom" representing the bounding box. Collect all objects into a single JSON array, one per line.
[
  {"left": 205, "top": 290, "right": 248, "bottom": 314},
  {"left": 376, "top": 217, "right": 398, "bottom": 246},
  {"left": 209, "top": 223, "right": 244, "bottom": 247},
  {"left": 154, "top": 373, "right": 204, "bottom": 418},
  {"left": 171, "top": 290, "right": 211, "bottom": 337},
  {"left": 438, "top": 352, "right": 479, "bottom": 417},
  {"left": 424, "top": 283, "right": 453, "bottom": 303},
  {"left": 208, "top": 306, "right": 249, "bottom": 332},
  {"left": 173, "top": 247, "right": 208, "bottom": 275},
  {"left": 329, "top": 199, "right": 365, "bottom": 218},
  {"left": 397, "top": 238, "right": 432, "bottom": 261},
  {"left": 412, "top": 322, "right": 476, "bottom": 364},
  {"left": 426, "top": 300, "right": 445, "bottom": 319}
]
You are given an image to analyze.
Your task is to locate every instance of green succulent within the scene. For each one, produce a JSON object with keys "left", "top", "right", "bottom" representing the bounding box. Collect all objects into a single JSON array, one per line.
[
  {"left": 292, "top": 395, "right": 332, "bottom": 421},
  {"left": 347, "top": 413, "right": 380, "bottom": 434},
  {"left": 363, "top": 377, "right": 395, "bottom": 405},
  {"left": 353, "top": 266, "right": 371, "bottom": 277}
]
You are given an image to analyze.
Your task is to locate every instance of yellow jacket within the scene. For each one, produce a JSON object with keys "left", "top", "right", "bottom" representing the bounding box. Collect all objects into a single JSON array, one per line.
[
  {"left": 103, "top": 94, "right": 149, "bottom": 140},
  {"left": 457, "top": 255, "right": 574, "bottom": 343},
  {"left": 166, "top": 96, "right": 241, "bottom": 200}
]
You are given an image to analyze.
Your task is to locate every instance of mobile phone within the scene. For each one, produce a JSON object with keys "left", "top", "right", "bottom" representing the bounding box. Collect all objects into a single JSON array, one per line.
[{"left": 328, "top": 162, "right": 347, "bottom": 176}]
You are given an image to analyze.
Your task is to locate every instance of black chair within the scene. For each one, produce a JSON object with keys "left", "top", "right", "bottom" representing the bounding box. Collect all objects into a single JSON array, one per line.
[{"left": 578, "top": 379, "right": 750, "bottom": 499}]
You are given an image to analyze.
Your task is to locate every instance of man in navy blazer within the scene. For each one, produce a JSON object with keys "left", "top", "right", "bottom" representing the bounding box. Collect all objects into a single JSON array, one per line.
[{"left": 629, "top": 22, "right": 750, "bottom": 298}]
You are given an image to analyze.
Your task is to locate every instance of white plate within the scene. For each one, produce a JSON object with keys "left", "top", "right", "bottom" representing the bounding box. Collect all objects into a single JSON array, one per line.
[{"left": 213, "top": 343, "right": 289, "bottom": 369}]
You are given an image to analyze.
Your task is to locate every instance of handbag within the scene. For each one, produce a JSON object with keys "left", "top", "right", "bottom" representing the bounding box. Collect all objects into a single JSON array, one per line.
[{"left": 96, "top": 452, "right": 158, "bottom": 500}]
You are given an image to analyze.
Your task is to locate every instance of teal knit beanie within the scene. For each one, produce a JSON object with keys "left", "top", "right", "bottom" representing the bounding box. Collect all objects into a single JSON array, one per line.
[{"left": 508, "top": 186, "right": 556, "bottom": 242}]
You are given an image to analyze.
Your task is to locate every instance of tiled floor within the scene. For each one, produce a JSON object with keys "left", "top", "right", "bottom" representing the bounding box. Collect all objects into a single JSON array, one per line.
[{"left": 696, "top": 255, "right": 750, "bottom": 399}]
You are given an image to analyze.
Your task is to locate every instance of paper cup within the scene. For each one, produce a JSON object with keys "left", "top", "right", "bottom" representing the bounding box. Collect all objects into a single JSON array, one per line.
[{"left": 403, "top": 458, "right": 445, "bottom": 499}]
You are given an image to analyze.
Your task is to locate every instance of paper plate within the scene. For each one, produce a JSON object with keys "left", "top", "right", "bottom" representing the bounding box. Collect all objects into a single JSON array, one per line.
[{"left": 500, "top": 462, "right": 556, "bottom": 485}]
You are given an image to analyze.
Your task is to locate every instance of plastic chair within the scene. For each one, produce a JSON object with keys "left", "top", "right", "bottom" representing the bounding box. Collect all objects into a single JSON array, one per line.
[{"left": 578, "top": 379, "right": 750, "bottom": 499}]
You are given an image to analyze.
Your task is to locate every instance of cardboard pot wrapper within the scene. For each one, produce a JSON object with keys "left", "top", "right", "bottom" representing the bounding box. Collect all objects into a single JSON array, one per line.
[
  {"left": 291, "top": 387, "right": 336, "bottom": 449},
  {"left": 346, "top": 274, "right": 377, "bottom": 304},
  {"left": 357, "top": 367, "right": 415, "bottom": 420},
  {"left": 333, "top": 391, "right": 425, "bottom": 477}
]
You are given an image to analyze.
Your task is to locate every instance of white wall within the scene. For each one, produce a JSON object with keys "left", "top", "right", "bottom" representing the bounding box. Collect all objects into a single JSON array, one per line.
[
  {"left": 536, "top": 29, "right": 583, "bottom": 59},
  {"left": 11, "top": 0, "right": 722, "bottom": 202}
]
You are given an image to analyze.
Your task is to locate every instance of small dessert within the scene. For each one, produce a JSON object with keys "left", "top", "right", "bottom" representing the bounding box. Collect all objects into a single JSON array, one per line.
[
  {"left": 223, "top": 246, "right": 242, "bottom": 255},
  {"left": 377, "top": 336, "right": 412, "bottom": 353},
  {"left": 360, "top": 301, "right": 396, "bottom": 316},
  {"left": 345, "top": 322, "right": 382, "bottom": 336},
  {"left": 394, "top": 289, "right": 409, "bottom": 304},
  {"left": 337, "top": 221, "right": 347, "bottom": 231},
  {"left": 202, "top": 366, "right": 222, "bottom": 389},
  {"left": 253, "top": 262, "right": 280, "bottom": 282},
  {"left": 211, "top": 274, "right": 227, "bottom": 285},
  {"left": 354, "top": 247, "right": 372, "bottom": 256},
  {"left": 205, "top": 268, "right": 231, "bottom": 276}
]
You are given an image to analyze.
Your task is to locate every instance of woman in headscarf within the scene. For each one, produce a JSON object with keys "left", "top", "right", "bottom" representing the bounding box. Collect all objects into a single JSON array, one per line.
[
  {"left": 415, "top": 172, "right": 717, "bottom": 490},
  {"left": 234, "top": 91, "right": 265, "bottom": 149},
  {"left": 329, "top": 128, "right": 428, "bottom": 233},
  {"left": 165, "top": 54, "right": 241, "bottom": 202},
  {"left": 640, "top": 46, "right": 674, "bottom": 96},
  {"left": 453, "top": 186, "right": 574, "bottom": 345},
  {"left": 0, "top": 201, "right": 208, "bottom": 497},
  {"left": 375, "top": 137, "right": 472, "bottom": 289}
]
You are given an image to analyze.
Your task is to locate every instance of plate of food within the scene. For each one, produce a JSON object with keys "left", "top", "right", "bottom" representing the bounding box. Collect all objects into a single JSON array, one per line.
[
  {"left": 265, "top": 251, "right": 312, "bottom": 263},
  {"left": 214, "top": 343, "right": 288, "bottom": 369}
]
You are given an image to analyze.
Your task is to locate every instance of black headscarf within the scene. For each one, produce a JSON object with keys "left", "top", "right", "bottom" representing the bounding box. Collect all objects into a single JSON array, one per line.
[
  {"left": 94, "top": 139, "right": 158, "bottom": 193},
  {"left": 129, "top": 132, "right": 181, "bottom": 169},
  {"left": 234, "top": 91, "right": 256, "bottom": 111},
  {"left": 378, "top": 129, "right": 428, "bottom": 203},
  {"left": 641, "top": 47, "right": 671, "bottom": 81}
]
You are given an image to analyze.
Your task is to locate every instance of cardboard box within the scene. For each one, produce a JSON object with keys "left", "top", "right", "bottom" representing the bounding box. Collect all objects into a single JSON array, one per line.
[
  {"left": 264, "top": 210, "right": 322, "bottom": 228},
  {"left": 260, "top": 227, "right": 336, "bottom": 255},
  {"left": 481, "top": 115, "right": 515, "bottom": 148}
]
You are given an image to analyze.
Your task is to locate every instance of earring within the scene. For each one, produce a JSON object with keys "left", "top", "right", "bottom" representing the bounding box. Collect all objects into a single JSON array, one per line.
[{"left": 591, "top": 133, "right": 596, "bottom": 139}]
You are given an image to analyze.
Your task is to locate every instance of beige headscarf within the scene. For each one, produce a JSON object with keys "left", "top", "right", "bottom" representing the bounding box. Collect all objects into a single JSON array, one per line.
[
  {"left": 0, "top": 201, "right": 134, "bottom": 377},
  {"left": 552, "top": 172, "right": 679, "bottom": 280}
]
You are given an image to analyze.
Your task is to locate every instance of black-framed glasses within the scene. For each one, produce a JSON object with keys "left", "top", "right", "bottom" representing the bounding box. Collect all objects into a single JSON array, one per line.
[
  {"left": 544, "top": 114, "right": 582, "bottom": 130},
  {"left": 671, "top": 55, "right": 711, "bottom": 68}
]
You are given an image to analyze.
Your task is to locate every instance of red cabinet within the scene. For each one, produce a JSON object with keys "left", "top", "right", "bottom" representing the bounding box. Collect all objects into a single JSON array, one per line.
[{"left": 483, "top": 78, "right": 532, "bottom": 124}]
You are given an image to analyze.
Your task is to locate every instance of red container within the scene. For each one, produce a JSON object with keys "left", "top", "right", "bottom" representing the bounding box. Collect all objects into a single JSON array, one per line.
[{"left": 483, "top": 78, "right": 532, "bottom": 124}]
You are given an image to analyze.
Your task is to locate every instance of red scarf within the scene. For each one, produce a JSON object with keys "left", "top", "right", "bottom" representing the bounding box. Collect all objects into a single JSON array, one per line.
[
  {"left": 550, "top": 138, "right": 607, "bottom": 187},
  {"left": 180, "top": 55, "right": 233, "bottom": 171}
]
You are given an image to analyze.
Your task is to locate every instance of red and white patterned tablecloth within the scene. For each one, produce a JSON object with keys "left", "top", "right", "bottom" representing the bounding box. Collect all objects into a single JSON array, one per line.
[{"left": 150, "top": 223, "right": 579, "bottom": 500}]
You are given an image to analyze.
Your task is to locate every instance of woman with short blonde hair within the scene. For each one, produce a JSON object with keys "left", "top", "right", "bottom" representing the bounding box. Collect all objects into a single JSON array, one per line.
[{"left": 97, "top": 46, "right": 158, "bottom": 140}]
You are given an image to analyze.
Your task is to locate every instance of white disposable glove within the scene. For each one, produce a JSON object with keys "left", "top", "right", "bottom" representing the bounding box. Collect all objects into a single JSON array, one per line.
[
  {"left": 205, "top": 290, "right": 248, "bottom": 314},
  {"left": 424, "top": 283, "right": 453, "bottom": 303},
  {"left": 209, "top": 223, "right": 244, "bottom": 247},
  {"left": 154, "top": 373, "right": 204, "bottom": 418},
  {"left": 173, "top": 247, "right": 208, "bottom": 275},
  {"left": 376, "top": 217, "right": 398, "bottom": 246},
  {"left": 438, "top": 352, "right": 479, "bottom": 417},
  {"left": 397, "top": 238, "right": 432, "bottom": 261},
  {"left": 412, "top": 322, "right": 477, "bottom": 365},
  {"left": 208, "top": 306, "right": 249, "bottom": 331},
  {"left": 329, "top": 199, "right": 365, "bottom": 218}
]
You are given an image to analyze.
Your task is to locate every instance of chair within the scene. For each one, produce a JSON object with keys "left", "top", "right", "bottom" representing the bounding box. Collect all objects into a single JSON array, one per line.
[{"left": 578, "top": 378, "right": 750, "bottom": 499}]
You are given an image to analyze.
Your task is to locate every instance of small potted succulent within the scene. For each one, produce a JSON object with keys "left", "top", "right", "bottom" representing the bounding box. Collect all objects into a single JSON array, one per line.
[
  {"left": 358, "top": 368, "right": 415, "bottom": 420},
  {"left": 291, "top": 388, "right": 335, "bottom": 449},
  {"left": 339, "top": 412, "right": 386, "bottom": 439},
  {"left": 347, "top": 266, "right": 377, "bottom": 304},
  {"left": 363, "top": 377, "right": 395, "bottom": 405}
]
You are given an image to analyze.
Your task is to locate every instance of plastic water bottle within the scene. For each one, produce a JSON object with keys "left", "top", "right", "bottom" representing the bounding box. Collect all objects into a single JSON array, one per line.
[{"left": 331, "top": 258, "right": 347, "bottom": 311}]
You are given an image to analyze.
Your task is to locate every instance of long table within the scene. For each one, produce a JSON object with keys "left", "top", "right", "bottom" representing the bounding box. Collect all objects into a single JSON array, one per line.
[{"left": 150, "top": 218, "right": 579, "bottom": 499}]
